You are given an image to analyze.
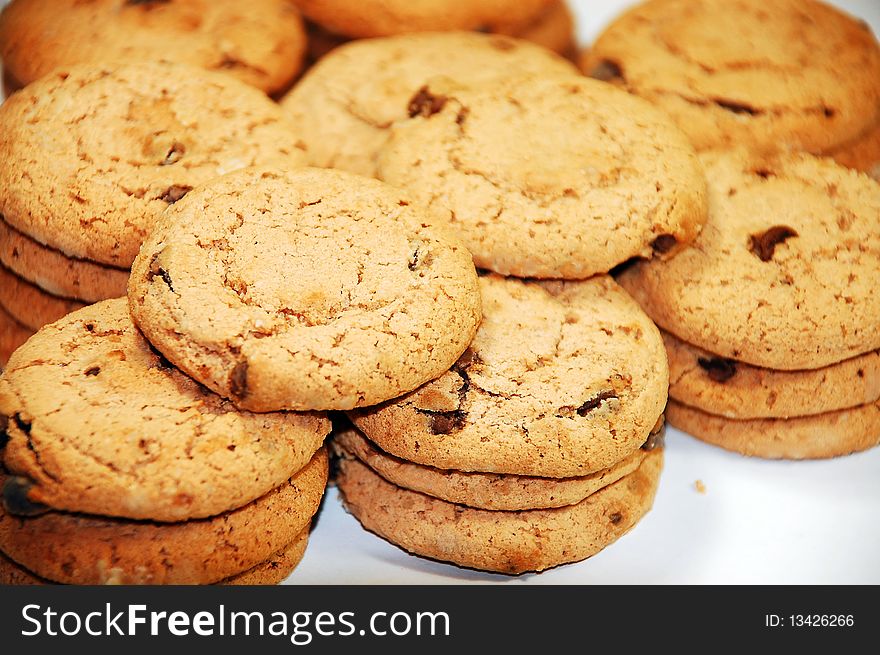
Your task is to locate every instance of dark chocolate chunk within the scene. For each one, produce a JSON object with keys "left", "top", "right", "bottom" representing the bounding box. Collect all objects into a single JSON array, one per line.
[
  {"left": 748, "top": 225, "right": 798, "bottom": 262},
  {"left": 590, "top": 59, "right": 624, "bottom": 82},
  {"left": 641, "top": 426, "right": 665, "bottom": 451},
  {"left": 158, "top": 184, "right": 192, "bottom": 204},
  {"left": 454, "top": 347, "right": 481, "bottom": 371},
  {"left": 651, "top": 234, "right": 677, "bottom": 254},
  {"left": 229, "top": 360, "right": 249, "bottom": 399},
  {"left": 609, "top": 511, "right": 623, "bottom": 524},
  {"left": 147, "top": 252, "right": 175, "bottom": 291},
  {"left": 697, "top": 356, "right": 737, "bottom": 382},
  {"left": 577, "top": 390, "right": 618, "bottom": 416},
  {"left": 84, "top": 366, "right": 101, "bottom": 377},
  {"left": 427, "top": 410, "right": 466, "bottom": 435},
  {"left": 2, "top": 476, "right": 49, "bottom": 517},
  {"left": 407, "top": 86, "right": 447, "bottom": 118}
]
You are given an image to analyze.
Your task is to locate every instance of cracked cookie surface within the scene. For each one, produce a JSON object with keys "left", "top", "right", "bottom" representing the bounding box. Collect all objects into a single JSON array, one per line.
[
  {"left": 350, "top": 274, "right": 668, "bottom": 478},
  {"left": 668, "top": 399, "right": 880, "bottom": 459},
  {"left": 378, "top": 74, "right": 707, "bottom": 278},
  {"left": 336, "top": 447, "right": 662, "bottom": 574},
  {"left": 281, "top": 31, "right": 577, "bottom": 176},
  {"left": 0, "top": 219, "right": 129, "bottom": 303},
  {"left": 128, "top": 166, "right": 482, "bottom": 412},
  {"left": 0, "top": 450, "right": 326, "bottom": 584},
  {"left": 618, "top": 150, "right": 880, "bottom": 370},
  {"left": 0, "top": 0, "right": 306, "bottom": 94},
  {"left": 664, "top": 330, "right": 880, "bottom": 420},
  {"left": 291, "top": 0, "right": 553, "bottom": 38},
  {"left": 0, "top": 299, "right": 329, "bottom": 521},
  {"left": 582, "top": 0, "right": 880, "bottom": 153},
  {"left": 334, "top": 426, "right": 651, "bottom": 511},
  {"left": 0, "top": 62, "right": 308, "bottom": 267},
  {"left": 0, "top": 264, "right": 85, "bottom": 331}
]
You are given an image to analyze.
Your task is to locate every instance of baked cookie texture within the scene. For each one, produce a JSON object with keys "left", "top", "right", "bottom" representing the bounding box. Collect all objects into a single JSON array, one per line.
[
  {"left": 334, "top": 426, "right": 650, "bottom": 511},
  {"left": 828, "top": 118, "right": 880, "bottom": 180},
  {"left": 0, "top": 299, "right": 330, "bottom": 522},
  {"left": 618, "top": 150, "right": 880, "bottom": 371},
  {"left": 0, "top": 304, "right": 32, "bottom": 368},
  {"left": 128, "top": 166, "right": 481, "bottom": 413},
  {"left": 665, "top": 331, "right": 880, "bottom": 420},
  {"left": 292, "top": 0, "right": 553, "bottom": 38},
  {"left": 0, "top": 450, "right": 327, "bottom": 585},
  {"left": 0, "top": 62, "right": 308, "bottom": 268},
  {"left": 351, "top": 274, "right": 668, "bottom": 478},
  {"left": 582, "top": 0, "right": 880, "bottom": 153},
  {"left": 0, "top": 220, "right": 129, "bottom": 303},
  {"left": 336, "top": 448, "right": 663, "bottom": 574},
  {"left": 378, "top": 74, "right": 707, "bottom": 278},
  {"left": 0, "top": 0, "right": 307, "bottom": 94},
  {"left": 492, "top": 0, "right": 576, "bottom": 57},
  {"left": 0, "top": 265, "right": 85, "bottom": 331},
  {"left": 281, "top": 32, "right": 577, "bottom": 176},
  {"left": 667, "top": 400, "right": 880, "bottom": 460}
]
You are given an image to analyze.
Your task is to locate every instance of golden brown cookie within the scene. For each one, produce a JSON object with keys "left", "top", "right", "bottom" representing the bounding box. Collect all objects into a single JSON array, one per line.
[
  {"left": 0, "top": 299, "right": 330, "bottom": 522},
  {"left": 337, "top": 448, "right": 663, "bottom": 574},
  {"left": 281, "top": 32, "right": 577, "bottom": 176},
  {"left": 0, "top": 450, "right": 327, "bottom": 585},
  {"left": 827, "top": 118, "right": 880, "bottom": 180},
  {"left": 499, "top": 0, "right": 576, "bottom": 57},
  {"left": 128, "top": 167, "right": 481, "bottom": 413},
  {"left": 0, "top": 0, "right": 307, "bottom": 94},
  {"left": 334, "top": 427, "right": 651, "bottom": 511},
  {"left": 668, "top": 399, "right": 880, "bottom": 459},
  {"left": 0, "top": 305, "right": 32, "bottom": 369},
  {"left": 0, "top": 62, "right": 307, "bottom": 268},
  {"left": 292, "top": 0, "right": 553, "bottom": 38},
  {"left": 0, "top": 220, "right": 129, "bottom": 303},
  {"left": 618, "top": 150, "right": 880, "bottom": 370},
  {"left": 351, "top": 275, "right": 668, "bottom": 478},
  {"left": 582, "top": 0, "right": 880, "bottom": 153},
  {"left": 665, "top": 330, "right": 880, "bottom": 419},
  {"left": 0, "top": 265, "right": 85, "bottom": 331},
  {"left": 379, "top": 74, "right": 707, "bottom": 278}
]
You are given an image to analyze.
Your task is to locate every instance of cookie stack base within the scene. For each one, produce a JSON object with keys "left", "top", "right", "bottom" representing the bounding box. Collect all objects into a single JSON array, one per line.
[{"left": 335, "top": 438, "right": 662, "bottom": 575}]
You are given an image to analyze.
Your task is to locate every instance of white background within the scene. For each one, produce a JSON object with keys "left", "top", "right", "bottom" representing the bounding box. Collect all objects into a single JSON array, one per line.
[
  {"left": 0, "top": 0, "right": 877, "bottom": 585},
  {"left": 289, "top": 0, "right": 880, "bottom": 585}
]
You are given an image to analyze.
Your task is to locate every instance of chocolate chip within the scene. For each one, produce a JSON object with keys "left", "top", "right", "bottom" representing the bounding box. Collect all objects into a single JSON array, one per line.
[
  {"left": 84, "top": 366, "right": 101, "bottom": 377},
  {"left": 651, "top": 234, "right": 677, "bottom": 254},
  {"left": 590, "top": 59, "right": 624, "bottom": 82},
  {"left": 857, "top": 369, "right": 865, "bottom": 378},
  {"left": 426, "top": 410, "right": 466, "bottom": 435},
  {"left": 407, "top": 86, "right": 447, "bottom": 118},
  {"left": 823, "top": 106, "right": 835, "bottom": 118},
  {"left": 2, "top": 476, "right": 49, "bottom": 517},
  {"left": 147, "top": 252, "right": 175, "bottom": 291},
  {"left": 454, "top": 347, "right": 481, "bottom": 371},
  {"left": 697, "top": 357, "right": 737, "bottom": 382},
  {"left": 577, "top": 390, "right": 618, "bottom": 416},
  {"left": 641, "top": 427, "right": 665, "bottom": 451},
  {"left": 748, "top": 225, "right": 798, "bottom": 262},
  {"left": 229, "top": 360, "right": 249, "bottom": 399},
  {"left": 13, "top": 413, "right": 31, "bottom": 435},
  {"left": 609, "top": 512, "right": 623, "bottom": 524},
  {"left": 161, "top": 142, "right": 185, "bottom": 166},
  {"left": 84, "top": 322, "right": 96, "bottom": 332},
  {"left": 158, "top": 185, "right": 192, "bottom": 204},
  {"left": 753, "top": 168, "right": 773, "bottom": 179},
  {"left": 713, "top": 98, "right": 761, "bottom": 115}
]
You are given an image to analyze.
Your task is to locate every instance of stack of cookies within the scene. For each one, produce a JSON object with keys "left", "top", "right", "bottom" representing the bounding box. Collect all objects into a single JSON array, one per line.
[
  {"left": 619, "top": 150, "right": 880, "bottom": 459},
  {"left": 0, "top": 299, "right": 331, "bottom": 584},
  {"left": 581, "top": 0, "right": 880, "bottom": 178},
  {"left": 0, "top": 61, "right": 307, "bottom": 353},
  {"left": 283, "top": 34, "right": 713, "bottom": 572}
]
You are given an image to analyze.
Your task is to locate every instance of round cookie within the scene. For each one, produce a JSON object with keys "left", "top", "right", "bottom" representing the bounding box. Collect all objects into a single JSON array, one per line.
[
  {"left": 350, "top": 274, "right": 668, "bottom": 478},
  {"left": 0, "top": 0, "right": 306, "bottom": 95},
  {"left": 664, "top": 330, "right": 880, "bottom": 419},
  {"left": 0, "top": 62, "right": 308, "bottom": 268},
  {"left": 617, "top": 150, "right": 880, "bottom": 370},
  {"left": 0, "top": 220, "right": 129, "bottom": 303},
  {"left": 378, "top": 74, "right": 707, "bottom": 278},
  {"left": 0, "top": 265, "right": 85, "bottom": 331},
  {"left": 291, "top": 0, "right": 552, "bottom": 38},
  {"left": 0, "top": 299, "right": 330, "bottom": 522},
  {"left": 0, "top": 305, "right": 32, "bottom": 369},
  {"left": 222, "top": 528, "right": 310, "bottom": 586},
  {"left": 0, "top": 449, "right": 327, "bottom": 585},
  {"left": 334, "top": 427, "right": 652, "bottom": 511},
  {"left": 337, "top": 448, "right": 663, "bottom": 574},
  {"left": 128, "top": 166, "right": 481, "bottom": 413},
  {"left": 827, "top": 119, "right": 880, "bottom": 181},
  {"left": 667, "top": 399, "right": 880, "bottom": 460},
  {"left": 498, "top": 0, "right": 575, "bottom": 57},
  {"left": 582, "top": 0, "right": 880, "bottom": 153},
  {"left": 281, "top": 32, "right": 577, "bottom": 176}
]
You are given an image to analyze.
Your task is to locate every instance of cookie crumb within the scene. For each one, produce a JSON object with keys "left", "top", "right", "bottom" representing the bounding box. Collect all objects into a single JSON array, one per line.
[{"left": 694, "top": 479, "right": 706, "bottom": 494}]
